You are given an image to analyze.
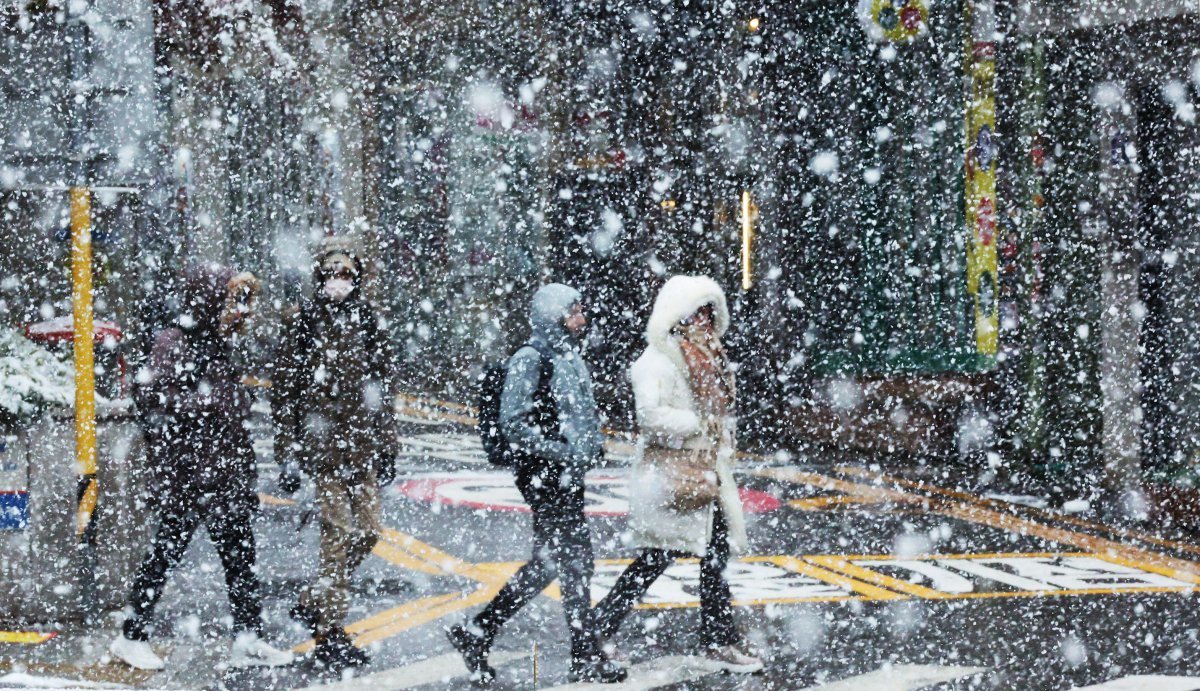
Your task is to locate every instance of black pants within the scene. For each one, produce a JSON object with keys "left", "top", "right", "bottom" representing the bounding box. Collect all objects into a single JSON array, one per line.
[
  {"left": 593, "top": 505, "right": 736, "bottom": 647},
  {"left": 123, "top": 486, "right": 263, "bottom": 641},
  {"left": 473, "top": 467, "right": 599, "bottom": 662}
]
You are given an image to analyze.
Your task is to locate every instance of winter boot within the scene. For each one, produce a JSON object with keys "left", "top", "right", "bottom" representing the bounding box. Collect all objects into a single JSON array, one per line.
[
  {"left": 314, "top": 627, "right": 369, "bottom": 670},
  {"left": 568, "top": 657, "right": 627, "bottom": 684},
  {"left": 290, "top": 601, "right": 321, "bottom": 637},
  {"left": 446, "top": 623, "right": 496, "bottom": 685}
]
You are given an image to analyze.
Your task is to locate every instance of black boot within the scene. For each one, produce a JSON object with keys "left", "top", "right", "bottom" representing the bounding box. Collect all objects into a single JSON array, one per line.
[
  {"left": 314, "top": 628, "right": 370, "bottom": 670},
  {"left": 290, "top": 601, "right": 320, "bottom": 637},
  {"left": 569, "top": 657, "right": 627, "bottom": 683},
  {"left": 446, "top": 623, "right": 496, "bottom": 685}
]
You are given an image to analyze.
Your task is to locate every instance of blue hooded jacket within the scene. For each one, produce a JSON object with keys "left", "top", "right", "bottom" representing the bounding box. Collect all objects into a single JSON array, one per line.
[{"left": 499, "top": 283, "right": 603, "bottom": 475}]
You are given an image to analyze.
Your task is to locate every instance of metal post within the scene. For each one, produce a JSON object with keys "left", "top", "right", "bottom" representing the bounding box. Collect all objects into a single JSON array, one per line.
[
  {"left": 741, "top": 189, "right": 755, "bottom": 291},
  {"left": 68, "top": 1, "right": 97, "bottom": 546},
  {"left": 71, "top": 187, "right": 97, "bottom": 538}
]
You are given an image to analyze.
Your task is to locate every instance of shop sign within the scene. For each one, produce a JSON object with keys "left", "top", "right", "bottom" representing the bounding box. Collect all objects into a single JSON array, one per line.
[{"left": 0, "top": 437, "right": 28, "bottom": 530}]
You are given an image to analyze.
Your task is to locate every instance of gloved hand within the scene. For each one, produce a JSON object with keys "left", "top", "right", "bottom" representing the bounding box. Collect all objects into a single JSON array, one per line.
[
  {"left": 375, "top": 451, "right": 397, "bottom": 487},
  {"left": 278, "top": 468, "right": 302, "bottom": 495}
]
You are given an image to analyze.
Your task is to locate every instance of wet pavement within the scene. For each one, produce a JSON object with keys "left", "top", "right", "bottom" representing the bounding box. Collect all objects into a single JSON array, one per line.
[{"left": 4, "top": 395, "right": 1200, "bottom": 689}]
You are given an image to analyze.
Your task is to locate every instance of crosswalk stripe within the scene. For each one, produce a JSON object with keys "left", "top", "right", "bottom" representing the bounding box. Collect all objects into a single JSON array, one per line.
[
  {"left": 0, "top": 672, "right": 129, "bottom": 688},
  {"left": 1071, "top": 676, "right": 1200, "bottom": 690},
  {"left": 805, "top": 664, "right": 987, "bottom": 690},
  {"left": 542, "top": 655, "right": 718, "bottom": 690},
  {"left": 299, "top": 650, "right": 529, "bottom": 690}
]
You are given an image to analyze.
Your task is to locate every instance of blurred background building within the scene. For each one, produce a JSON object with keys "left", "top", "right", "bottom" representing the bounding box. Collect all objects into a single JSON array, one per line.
[{"left": 4, "top": 0, "right": 1200, "bottom": 510}]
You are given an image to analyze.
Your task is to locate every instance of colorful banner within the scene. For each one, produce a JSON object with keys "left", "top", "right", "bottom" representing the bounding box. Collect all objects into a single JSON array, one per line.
[
  {"left": 965, "top": 2, "right": 999, "bottom": 356},
  {"left": 857, "top": 0, "right": 930, "bottom": 43}
]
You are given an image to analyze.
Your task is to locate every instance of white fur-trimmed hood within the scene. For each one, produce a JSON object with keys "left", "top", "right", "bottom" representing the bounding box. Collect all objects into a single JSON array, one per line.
[{"left": 645, "top": 275, "right": 730, "bottom": 370}]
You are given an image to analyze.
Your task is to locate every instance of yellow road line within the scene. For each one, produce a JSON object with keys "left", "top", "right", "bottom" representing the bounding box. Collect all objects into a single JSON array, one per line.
[
  {"left": 0, "top": 631, "right": 56, "bottom": 645},
  {"left": 759, "top": 467, "right": 1200, "bottom": 582},
  {"left": 352, "top": 586, "right": 502, "bottom": 648},
  {"left": 806, "top": 555, "right": 949, "bottom": 599},
  {"left": 317, "top": 464, "right": 1200, "bottom": 654},
  {"left": 836, "top": 465, "right": 1200, "bottom": 559},
  {"left": 788, "top": 495, "right": 884, "bottom": 511},
  {"left": 765, "top": 556, "right": 906, "bottom": 600},
  {"left": 375, "top": 527, "right": 474, "bottom": 577},
  {"left": 257, "top": 493, "right": 296, "bottom": 507}
]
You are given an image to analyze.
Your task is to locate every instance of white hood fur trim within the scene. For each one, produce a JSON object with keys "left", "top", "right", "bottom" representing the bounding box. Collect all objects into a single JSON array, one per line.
[{"left": 645, "top": 275, "right": 730, "bottom": 372}]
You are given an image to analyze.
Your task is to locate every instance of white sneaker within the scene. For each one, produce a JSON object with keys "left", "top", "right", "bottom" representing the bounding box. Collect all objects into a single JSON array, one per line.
[
  {"left": 704, "top": 643, "right": 764, "bottom": 674},
  {"left": 229, "top": 632, "right": 295, "bottom": 668},
  {"left": 599, "top": 637, "right": 628, "bottom": 666},
  {"left": 109, "top": 634, "right": 165, "bottom": 671}
]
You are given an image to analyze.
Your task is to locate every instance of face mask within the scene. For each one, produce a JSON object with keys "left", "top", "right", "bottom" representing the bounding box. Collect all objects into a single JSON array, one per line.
[{"left": 323, "top": 278, "right": 355, "bottom": 302}]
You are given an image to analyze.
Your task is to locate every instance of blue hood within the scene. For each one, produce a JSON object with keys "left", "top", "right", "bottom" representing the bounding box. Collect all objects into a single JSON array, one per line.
[{"left": 530, "top": 283, "right": 582, "bottom": 348}]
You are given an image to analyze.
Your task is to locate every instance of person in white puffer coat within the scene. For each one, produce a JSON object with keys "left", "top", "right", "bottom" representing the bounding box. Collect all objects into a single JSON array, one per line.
[{"left": 592, "top": 275, "right": 763, "bottom": 674}]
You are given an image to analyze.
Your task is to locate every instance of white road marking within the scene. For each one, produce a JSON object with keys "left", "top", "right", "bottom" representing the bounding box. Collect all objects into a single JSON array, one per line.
[
  {"left": 302, "top": 650, "right": 529, "bottom": 690},
  {"left": 542, "top": 655, "right": 719, "bottom": 690},
  {"left": 1071, "top": 676, "right": 1200, "bottom": 690},
  {"left": 0, "top": 673, "right": 129, "bottom": 689},
  {"left": 807, "top": 664, "right": 987, "bottom": 689}
]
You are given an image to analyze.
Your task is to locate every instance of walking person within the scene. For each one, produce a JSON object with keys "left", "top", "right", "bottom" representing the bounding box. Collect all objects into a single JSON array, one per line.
[
  {"left": 110, "top": 265, "right": 294, "bottom": 671},
  {"left": 446, "top": 283, "right": 626, "bottom": 685},
  {"left": 272, "top": 237, "right": 397, "bottom": 670},
  {"left": 592, "top": 275, "right": 764, "bottom": 673}
]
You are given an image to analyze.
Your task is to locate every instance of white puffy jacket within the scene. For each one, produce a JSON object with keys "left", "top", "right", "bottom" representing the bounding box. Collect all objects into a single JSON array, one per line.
[{"left": 627, "top": 275, "right": 749, "bottom": 556}]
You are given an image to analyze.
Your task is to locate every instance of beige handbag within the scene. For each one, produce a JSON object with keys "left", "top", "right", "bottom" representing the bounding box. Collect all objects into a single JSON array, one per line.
[{"left": 646, "top": 446, "right": 720, "bottom": 513}]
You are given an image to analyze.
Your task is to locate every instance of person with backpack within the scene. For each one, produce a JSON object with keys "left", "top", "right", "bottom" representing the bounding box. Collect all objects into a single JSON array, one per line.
[
  {"left": 271, "top": 237, "right": 397, "bottom": 670},
  {"left": 446, "top": 283, "right": 626, "bottom": 685},
  {"left": 591, "top": 275, "right": 764, "bottom": 674},
  {"left": 109, "top": 265, "right": 294, "bottom": 671}
]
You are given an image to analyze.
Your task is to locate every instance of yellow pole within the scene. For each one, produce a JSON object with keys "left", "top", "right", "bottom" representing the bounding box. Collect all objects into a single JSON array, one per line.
[
  {"left": 71, "top": 186, "right": 97, "bottom": 538},
  {"left": 741, "top": 189, "right": 754, "bottom": 291}
]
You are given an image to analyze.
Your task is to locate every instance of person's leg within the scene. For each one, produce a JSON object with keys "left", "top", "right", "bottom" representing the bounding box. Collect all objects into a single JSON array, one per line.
[
  {"left": 699, "top": 505, "right": 737, "bottom": 648},
  {"left": 472, "top": 491, "right": 555, "bottom": 643},
  {"left": 304, "top": 474, "right": 356, "bottom": 638},
  {"left": 542, "top": 501, "right": 599, "bottom": 663},
  {"left": 205, "top": 490, "right": 264, "bottom": 636},
  {"left": 123, "top": 498, "right": 202, "bottom": 641},
  {"left": 343, "top": 477, "right": 382, "bottom": 578},
  {"left": 591, "top": 549, "right": 675, "bottom": 640}
]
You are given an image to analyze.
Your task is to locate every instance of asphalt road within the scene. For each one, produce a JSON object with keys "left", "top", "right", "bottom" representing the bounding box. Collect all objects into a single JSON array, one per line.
[{"left": 4, "top": 396, "right": 1200, "bottom": 690}]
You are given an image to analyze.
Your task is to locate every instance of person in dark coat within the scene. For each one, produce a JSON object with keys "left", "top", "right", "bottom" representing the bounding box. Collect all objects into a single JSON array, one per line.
[
  {"left": 446, "top": 283, "right": 626, "bottom": 685},
  {"left": 272, "top": 237, "right": 397, "bottom": 670},
  {"left": 109, "top": 264, "right": 294, "bottom": 671}
]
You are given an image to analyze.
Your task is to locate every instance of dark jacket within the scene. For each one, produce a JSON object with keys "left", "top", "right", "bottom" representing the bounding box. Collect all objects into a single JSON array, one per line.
[
  {"left": 271, "top": 258, "right": 396, "bottom": 480},
  {"left": 136, "top": 265, "right": 254, "bottom": 495}
]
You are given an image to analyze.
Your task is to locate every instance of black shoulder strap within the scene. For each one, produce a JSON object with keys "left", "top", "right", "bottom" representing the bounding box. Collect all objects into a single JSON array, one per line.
[{"left": 519, "top": 342, "right": 554, "bottom": 395}]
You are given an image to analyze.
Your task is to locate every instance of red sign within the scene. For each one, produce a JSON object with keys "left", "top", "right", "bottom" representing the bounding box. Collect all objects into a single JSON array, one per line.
[{"left": 397, "top": 473, "right": 782, "bottom": 516}]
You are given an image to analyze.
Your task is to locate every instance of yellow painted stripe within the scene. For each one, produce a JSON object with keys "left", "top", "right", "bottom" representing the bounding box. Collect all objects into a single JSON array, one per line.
[
  {"left": 0, "top": 631, "right": 56, "bottom": 645},
  {"left": 291, "top": 591, "right": 466, "bottom": 654},
  {"left": 765, "top": 556, "right": 906, "bottom": 600},
  {"left": 375, "top": 528, "right": 474, "bottom": 577},
  {"left": 806, "top": 555, "right": 949, "bottom": 599},
  {"left": 257, "top": 493, "right": 296, "bottom": 507},
  {"left": 396, "top": 392, "right": 477, "bottom": 415},
  {"left": 788, "top": 495, "right": 883, "bottom": 511},
  {"left": 835, "top": 465, "right": 1200, "bottom": 559},
  {"left": 353, "top": 587, "right": 501, "bottom": 648},
  {"left": 759, "top": 467, "right": 1200, "bottom": 582}
]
